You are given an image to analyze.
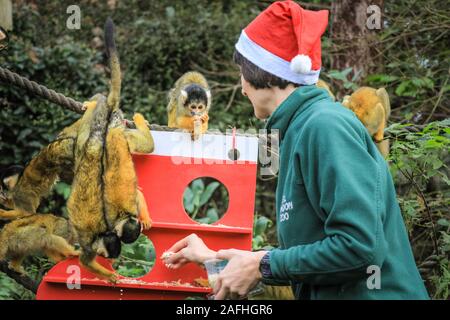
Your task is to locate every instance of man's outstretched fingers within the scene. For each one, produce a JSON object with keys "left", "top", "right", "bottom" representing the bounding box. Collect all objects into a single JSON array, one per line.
[
  {"left": 166, "top": 257, "right": 188, "bottom": 269},
  {"left": 164, "top": 233, "right": 199, "bottom": 256},
  {"left": 165, "top": 249, "right": 187, "bottom": 265}
]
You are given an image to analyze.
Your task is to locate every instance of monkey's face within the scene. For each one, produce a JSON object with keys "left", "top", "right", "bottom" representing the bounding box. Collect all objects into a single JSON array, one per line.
[
  {"left": 0, "top": 186, "right": 13, "bottom": 209},
  {"left": 93, "top": 232, "right": 121, "bottom": 259},
  {"left": 114, "top": 216, "right": 142, "bottom": 244},
  {"left": 180, "top": 84, "right": 211, "bottom": 116}
]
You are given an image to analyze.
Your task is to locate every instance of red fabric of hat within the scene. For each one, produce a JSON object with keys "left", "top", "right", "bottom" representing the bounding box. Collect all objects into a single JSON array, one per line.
[{"left": 235, "top": 0, "right": 329, "bottom": 85}]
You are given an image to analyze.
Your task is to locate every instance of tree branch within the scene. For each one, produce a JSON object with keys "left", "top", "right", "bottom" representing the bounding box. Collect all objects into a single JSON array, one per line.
[{"left": 0, "top": 261, "right": 39, "bottom": 294}]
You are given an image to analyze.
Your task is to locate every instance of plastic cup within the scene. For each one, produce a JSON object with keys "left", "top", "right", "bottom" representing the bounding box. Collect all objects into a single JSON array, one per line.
[
  {"left": 203, "top": 258, "right": 228, "bottom": 289},
  {"left": 203, "top": 258, "right": 265, "bottom": 299}
]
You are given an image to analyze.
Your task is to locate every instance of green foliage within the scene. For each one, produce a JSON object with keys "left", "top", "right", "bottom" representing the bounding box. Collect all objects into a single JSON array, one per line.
[
  {"left": 183, "top": 178, "right": 226, "bottom": 224},
  {"left": 252, "top": 215, "right": 274, "bottom": 251},
  {"left": 113, "top": 235, "right": 155, "bottom": 278},
  {"left": 325, "top": 67, "right": 359, "bottom": 91},
  {"left": 0, "top": 272, "right": 35, "bottom": 300},
  {"left": 365, "top": 0, "right": 449, "bottom": 123},
  {"left": 0, "top": 255, "right": 54, "bottom": 300},
  {"left": 387, "top": 119, "right": 450, "bottom": 299}
]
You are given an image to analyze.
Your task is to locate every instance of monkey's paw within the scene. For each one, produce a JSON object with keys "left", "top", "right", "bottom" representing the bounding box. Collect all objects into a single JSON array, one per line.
[
  {"left": 107, "top": 272, "right": 119, "bottom": 284},
  {"left": 200, "top": 113, "right": 209, "bottom": 123},
  {"left": 8, "top": 263, "right": 26, "bottom": 275},
  {"left": 140, "top": 217, "right": 152, "bottom": 231},
  {"left": 82, "top": 100, "right": 97, "bottom": 111},
  {"left": 68, "top": 250, "right": 81, "bottom": 257}
]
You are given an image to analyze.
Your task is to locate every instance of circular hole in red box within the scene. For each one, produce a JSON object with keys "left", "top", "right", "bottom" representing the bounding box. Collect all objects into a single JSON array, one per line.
[
  {"left": 112, "top": 234, "right": 156, "bottom": 278},
  {"left": 183, "top": 177, "right": 229, "bottom": 224}
]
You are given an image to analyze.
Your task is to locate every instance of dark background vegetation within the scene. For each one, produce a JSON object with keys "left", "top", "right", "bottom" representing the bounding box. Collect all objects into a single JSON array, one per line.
[{"left": 0, "top": 0, "right": 448, "bottom": 299}]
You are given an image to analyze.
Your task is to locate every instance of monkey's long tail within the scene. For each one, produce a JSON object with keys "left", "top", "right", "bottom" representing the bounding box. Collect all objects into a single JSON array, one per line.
[{"left": 104, "top": 17, "right": 121, "bottom": 111}]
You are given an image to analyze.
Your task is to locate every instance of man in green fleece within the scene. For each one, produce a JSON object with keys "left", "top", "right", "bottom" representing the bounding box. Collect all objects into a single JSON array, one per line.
[{"left": 163, "top": 1, "right": 429, "bottom": 300}]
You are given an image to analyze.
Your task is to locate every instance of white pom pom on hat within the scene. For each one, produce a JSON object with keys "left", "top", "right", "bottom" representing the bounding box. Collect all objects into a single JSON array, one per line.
[{"left": 290, "top": 54, "right": 312, "bottom": 74}]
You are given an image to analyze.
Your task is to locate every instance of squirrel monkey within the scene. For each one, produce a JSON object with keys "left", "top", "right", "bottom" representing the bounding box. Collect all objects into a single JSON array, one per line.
[
  {"left": 104, "top": 112, "right": 153, "bottom": 239},
  {"left": 316, "top": 79, "right": 335, "bottom": 101},
  {"left": 342, "top": 87, "right": 391, "bottom": 157},
  {"left": 68, "top": 19, "right": 152, "bottom": 283},
  {"left": 102, "top": 17, "right": 153, "bottom": 237},
  {"left": 68, "top": 94, "right": 122, "bottom": 283},
  {"left": 0, "top": 133, "right": 76, "bottom": 220},
  {"left": 167, "top": 71, "right": 211, "bottom": 140},
  {"left": 0, "top": 214, "right": 80, "bottom": 275}
]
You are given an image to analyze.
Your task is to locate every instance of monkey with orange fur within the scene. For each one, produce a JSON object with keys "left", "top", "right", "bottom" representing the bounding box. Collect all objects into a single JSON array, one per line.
[
  {"left": 342, "top": 87, "right": 391, "bottom": 157},
  {"left": 167, "top": 71, "right": 211, "bottom": 140}
]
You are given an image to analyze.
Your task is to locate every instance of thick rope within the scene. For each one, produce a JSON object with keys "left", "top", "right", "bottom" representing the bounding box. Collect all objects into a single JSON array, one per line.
[
  {"left": 0, "top": 66, "right": 260, "bottom": 136},
  {"left": 0, "top": 66, "right": 84, "bottom": 114}
]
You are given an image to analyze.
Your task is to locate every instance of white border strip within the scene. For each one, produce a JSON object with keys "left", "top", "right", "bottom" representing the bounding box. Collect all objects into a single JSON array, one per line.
[
  {"left": 146, "top": 130, "right": 259, "bottom": 163},
  {"left": 235, "top": 30, "right": 320, "bottom": 85}
]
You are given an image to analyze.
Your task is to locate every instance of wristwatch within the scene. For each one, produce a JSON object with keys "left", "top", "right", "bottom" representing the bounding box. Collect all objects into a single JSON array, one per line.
[{"left": 259, "top": 251, "right": 273, "bottom": 279}]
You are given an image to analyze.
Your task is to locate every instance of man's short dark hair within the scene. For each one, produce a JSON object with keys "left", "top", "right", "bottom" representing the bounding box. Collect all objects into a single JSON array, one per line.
[{"left": 233, "top": 50, "right": 300, "bottom": 90}]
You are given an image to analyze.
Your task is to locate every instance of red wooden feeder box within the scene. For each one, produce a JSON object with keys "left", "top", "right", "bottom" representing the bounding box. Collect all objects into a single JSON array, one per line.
[{"left": 37, "top": 129, "right": 259, "bottom": 300}]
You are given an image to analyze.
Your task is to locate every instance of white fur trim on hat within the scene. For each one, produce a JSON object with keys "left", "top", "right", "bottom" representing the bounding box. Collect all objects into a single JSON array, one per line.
[
  {"left": 235, "top": 31, "right": 320, "bottom": 85},
  {"left": 290, "top": 55, "right": 312, "bottom": 74}
]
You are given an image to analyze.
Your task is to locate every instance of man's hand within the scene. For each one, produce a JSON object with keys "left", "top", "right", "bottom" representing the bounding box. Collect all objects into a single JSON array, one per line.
[
  {"left": 161, "top": 233, "right": 216, "bottom": 268},
  {"left": 213, "top": 249, "right": 267, "bottom": 300}
]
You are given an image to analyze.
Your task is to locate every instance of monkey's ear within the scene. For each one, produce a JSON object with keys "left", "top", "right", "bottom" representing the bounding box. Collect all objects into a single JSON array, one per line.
[
  {"left": 167, "top": 88, "right": 175, "bottom": 101},
  {"left": 180, "top": 90, "right": 188, "bottom": 105},
  {"left": 342, "top": 95, "right": 351, "bottom": 108},
  {"left": 375, "top": 88, "right": 391, "bottom": 119},
  {"left": 3, "top": 173, "right": 20, "bottom": 190},
  {"left": 0, "top": 165, "right": 23, "bottom": 191},
  {"left": 0, "top": 26, "right": 8, "bottom": 51},
  {"left": 117, "top": 217, "right": 141, "bottom": 244},
  {"left": 206, "top": 90, "right": 212, "bottom": 110},
  {"left": 94, "top": 232, "right": 121, "bottom": 259}
]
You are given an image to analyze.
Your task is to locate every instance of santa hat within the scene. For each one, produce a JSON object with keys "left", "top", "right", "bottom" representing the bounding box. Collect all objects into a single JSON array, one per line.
[{"left": 235, "top": 0, "right": 329, "bottom": 85}]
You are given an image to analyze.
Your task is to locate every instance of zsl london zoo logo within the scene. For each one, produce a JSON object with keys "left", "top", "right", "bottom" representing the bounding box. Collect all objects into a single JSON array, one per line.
[{"left": 280, "top": 196, "right": 293, "bottom": 222}]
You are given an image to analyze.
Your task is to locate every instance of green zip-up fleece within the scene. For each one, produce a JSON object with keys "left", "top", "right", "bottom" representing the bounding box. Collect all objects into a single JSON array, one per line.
[{"left": 264, "top": 86, "right": 429, "bottom": 300}]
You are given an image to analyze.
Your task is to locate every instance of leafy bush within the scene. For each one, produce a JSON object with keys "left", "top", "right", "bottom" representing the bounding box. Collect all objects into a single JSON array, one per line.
[
  {"left": 252, "top": 215, "right": 274, "bottom": 251},
  {"left": 387, "top": 119, "right": 450, "bottom": 299},
  {"left": 183, "top": 178, "right": 227, "bottom": 224},
  {"left": 113, "top": 235, "right": 155, "bottom": 278}
]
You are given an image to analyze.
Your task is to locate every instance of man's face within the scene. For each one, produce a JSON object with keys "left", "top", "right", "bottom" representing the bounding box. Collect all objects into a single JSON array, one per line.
[{"left": 240, "top": 74, "right": 272, "bottom": 120}]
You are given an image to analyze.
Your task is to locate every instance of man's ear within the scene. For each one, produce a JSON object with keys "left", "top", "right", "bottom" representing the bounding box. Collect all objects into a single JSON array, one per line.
[{"left": 3, "top": 173, "right": 19, "bottom": 190}]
